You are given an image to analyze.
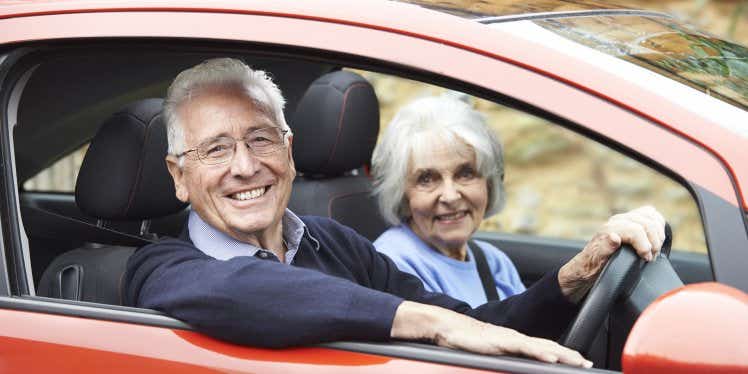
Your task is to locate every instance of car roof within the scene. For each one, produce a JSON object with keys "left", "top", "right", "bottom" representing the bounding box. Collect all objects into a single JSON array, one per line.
[{"left": 0, "top": 0, "right": 649, "bottom": 22}]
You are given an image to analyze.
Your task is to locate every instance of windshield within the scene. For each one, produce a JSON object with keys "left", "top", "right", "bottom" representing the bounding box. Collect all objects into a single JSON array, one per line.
[
  {"left": 394, "top": 0, "right": 627, "bottom": 18},
  {"left": 529, "top": 15, "right": 748, "bottom": 110}
]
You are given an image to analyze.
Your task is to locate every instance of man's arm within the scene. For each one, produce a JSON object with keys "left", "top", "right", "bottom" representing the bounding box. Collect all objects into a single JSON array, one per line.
[
  {"left": 391, "top": 301, "right": 591, "bottom": 367},
  {"left": 365, "top": 206, "right": 666, "bottom": 338},
  {"left": 124, "top": 238, "right": 404, "bottom": 348},
  {"left": 125, "top": 238, "right": 591, "bottom": 367},
  {"left": 367, "top": 237, "right": 578, "bottom": 340}
]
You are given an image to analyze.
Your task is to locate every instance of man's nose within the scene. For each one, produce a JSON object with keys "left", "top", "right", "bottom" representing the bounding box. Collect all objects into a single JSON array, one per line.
[
  {"left": 229, "top": 141, "right": 260, "bottom": 177},
  {"left": 438, "top": 179, "right": 462, "bottom": 205}
]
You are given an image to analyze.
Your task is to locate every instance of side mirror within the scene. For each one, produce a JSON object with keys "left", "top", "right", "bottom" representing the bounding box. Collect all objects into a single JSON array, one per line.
[{"left": 623, "top": 282, "right": 748, "bottom": 373}]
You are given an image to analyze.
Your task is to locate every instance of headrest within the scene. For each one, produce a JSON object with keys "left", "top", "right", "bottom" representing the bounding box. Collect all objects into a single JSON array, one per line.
[
  {"left": 76, "top": 98, "right": 187, "bottom": 220},
  {"left": 291, "top": 70, "right": 380, "bottom": 176}
]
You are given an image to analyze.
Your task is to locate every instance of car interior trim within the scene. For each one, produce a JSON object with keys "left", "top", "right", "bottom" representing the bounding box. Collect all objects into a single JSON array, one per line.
[
  {"left": 0, "top": 53, "right": 9, "bottom": 297},
  {"left": 0, "top": 49, "right": 38, "bottom": 297},
  {"left": 6, "top": 61, "right": 35, "bottom": 296},
  {"left": 694, "top": 185, "right": 748, "bottom": 292}
]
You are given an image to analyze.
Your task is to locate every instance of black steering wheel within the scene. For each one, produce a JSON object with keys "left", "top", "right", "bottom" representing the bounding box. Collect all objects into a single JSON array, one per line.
[{"left": 560, "top": 225, "right": 672, "bottom": 355}]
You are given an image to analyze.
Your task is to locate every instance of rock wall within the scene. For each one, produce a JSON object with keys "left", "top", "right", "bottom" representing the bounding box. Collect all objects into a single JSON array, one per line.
[{"left": 620, "top": 0, "right": 747, "bottom": 46}]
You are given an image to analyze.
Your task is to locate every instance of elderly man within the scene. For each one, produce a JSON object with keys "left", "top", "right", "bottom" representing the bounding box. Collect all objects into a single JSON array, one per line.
[{"left": 124, "top": 58, "right": 666, "bottom": 368}]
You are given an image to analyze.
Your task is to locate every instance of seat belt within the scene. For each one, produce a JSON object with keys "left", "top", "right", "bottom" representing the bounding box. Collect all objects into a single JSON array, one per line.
[
  {"left": 22, "top": 205, "right": 156, "bottom": 247},
  {"left": 469, "top": 239, "right": 499, "bottom": 302}
]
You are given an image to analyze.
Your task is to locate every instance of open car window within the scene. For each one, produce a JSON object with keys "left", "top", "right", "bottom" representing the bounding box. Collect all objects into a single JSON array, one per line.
[
  {"left": 23, "top": 143, "right": 88, "bottom": 193},
  {"left": 17, "top": 63, "right": 708, "bottom": 274},
  {"left": 361, "top": 71, "right": 707, "bottom": 255},
  {"left": 12, "top": 53, "right": 711, "bottom": 291}
]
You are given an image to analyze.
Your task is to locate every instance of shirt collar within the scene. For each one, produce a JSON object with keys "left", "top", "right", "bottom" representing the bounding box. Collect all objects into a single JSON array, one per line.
[{"left": 188, "top": 208, "right": 312, "bottom": 262}]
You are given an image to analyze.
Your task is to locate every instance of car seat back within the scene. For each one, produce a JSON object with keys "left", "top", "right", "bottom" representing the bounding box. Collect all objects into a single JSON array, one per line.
[
  {"left": 38, "top": 98, "right": 186, "bottom": 303},
  {"left": 288, "top": 70, "right": 387, "bottom": 241}
]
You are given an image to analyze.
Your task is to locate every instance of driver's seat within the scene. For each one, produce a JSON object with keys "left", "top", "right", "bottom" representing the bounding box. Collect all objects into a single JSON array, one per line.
[{"left": 37, "top": 98, "right": 187, "bottom": 304}]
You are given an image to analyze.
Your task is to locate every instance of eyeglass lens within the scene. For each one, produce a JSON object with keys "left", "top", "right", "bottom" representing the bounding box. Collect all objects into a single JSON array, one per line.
[{"left": 197, "top": 127, "right": 285, "bottom": 164}]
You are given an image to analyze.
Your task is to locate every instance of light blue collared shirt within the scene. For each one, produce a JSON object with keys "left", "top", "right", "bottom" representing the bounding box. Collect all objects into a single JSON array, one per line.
[{"left": 188, "top": 208, "right": 308, "bottom": 264}]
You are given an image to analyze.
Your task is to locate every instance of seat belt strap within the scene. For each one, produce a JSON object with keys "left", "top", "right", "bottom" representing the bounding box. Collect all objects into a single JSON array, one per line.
[
  {"left": 22, "top": 205, "right": 156, "bottom": 247},
  {"left": 469, "top": 239, "right": 499, "bottom": 302}
]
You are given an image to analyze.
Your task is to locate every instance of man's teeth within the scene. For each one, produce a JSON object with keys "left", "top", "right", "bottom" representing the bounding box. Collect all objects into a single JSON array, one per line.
[{"left": 232, "top": 187, "right": 266, "bottom": 201}]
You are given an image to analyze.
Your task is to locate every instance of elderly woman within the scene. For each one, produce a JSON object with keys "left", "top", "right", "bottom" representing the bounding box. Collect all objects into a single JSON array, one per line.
[{"left": 372, "top": 95, "right": 525, "bottom": 307}]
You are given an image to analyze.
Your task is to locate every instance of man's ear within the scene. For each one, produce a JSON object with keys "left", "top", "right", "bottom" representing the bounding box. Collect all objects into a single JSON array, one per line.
[
  {"left": 287, "top": 134, "right": 296, "bottom": 180},
  {"left": 165, "top": 155, "right": 189, "bottom": 202}
]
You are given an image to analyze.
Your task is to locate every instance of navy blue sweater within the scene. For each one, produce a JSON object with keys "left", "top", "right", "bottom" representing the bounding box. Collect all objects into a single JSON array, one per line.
[{"left": 123, "top": 216, "right": 577, "bottom": 348}]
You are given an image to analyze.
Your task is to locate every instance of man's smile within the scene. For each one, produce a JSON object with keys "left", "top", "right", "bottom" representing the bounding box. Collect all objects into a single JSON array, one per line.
[{"left": 229, "top": 186, "right": 270, "bottom": 201}]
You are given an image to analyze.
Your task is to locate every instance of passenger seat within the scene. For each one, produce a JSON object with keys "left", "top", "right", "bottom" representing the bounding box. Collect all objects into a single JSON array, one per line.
[{"left": 288, "top": 70, "right": 387, "bottom": 241}]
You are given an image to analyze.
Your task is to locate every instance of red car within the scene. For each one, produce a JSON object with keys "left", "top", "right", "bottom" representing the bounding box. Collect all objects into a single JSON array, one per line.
[{"left": 0, "top": 0, "right": 746, "bottom": 372}]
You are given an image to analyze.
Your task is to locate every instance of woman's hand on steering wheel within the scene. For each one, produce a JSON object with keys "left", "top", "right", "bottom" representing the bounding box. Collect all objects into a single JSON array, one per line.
[{"left": 557, "top": 206, "right": 666, "bottom": 303}]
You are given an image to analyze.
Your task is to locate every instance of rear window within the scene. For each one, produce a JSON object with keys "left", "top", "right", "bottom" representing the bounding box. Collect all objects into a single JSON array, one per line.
[{"left": 533, "top": 15, "right": 748, "bottom": 111}]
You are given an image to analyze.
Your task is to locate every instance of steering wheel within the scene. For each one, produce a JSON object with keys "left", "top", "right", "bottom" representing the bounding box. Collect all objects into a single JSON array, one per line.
[{"left": 560, "top": 225, "right": 672, "bottom": 355}]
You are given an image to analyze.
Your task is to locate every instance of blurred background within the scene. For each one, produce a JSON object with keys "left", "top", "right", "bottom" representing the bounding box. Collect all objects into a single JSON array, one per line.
[{"left": 620, "top": 0, "right": 747, "bottom": 45}]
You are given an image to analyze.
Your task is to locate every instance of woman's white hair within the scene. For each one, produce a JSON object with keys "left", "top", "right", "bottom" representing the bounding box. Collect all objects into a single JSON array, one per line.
[
  {"left": 371, "top": 95, "right": 505, "bottom": 226},
  {"left": 163, "top": 57, "right": 290, "bottom": 155}
]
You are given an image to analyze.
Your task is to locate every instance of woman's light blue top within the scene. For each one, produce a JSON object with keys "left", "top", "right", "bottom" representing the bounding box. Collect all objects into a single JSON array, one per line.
[{"left": 374, "top": 225, "right": 526, "bottom": 307}]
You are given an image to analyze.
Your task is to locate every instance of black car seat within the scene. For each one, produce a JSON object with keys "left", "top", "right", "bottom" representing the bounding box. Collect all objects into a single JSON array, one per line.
[
  {"left": 288, "top": 70, "right": 387, "bottom": 241},
  {"left": 37, "top": 98, "right": 186, "bottom": 304}
]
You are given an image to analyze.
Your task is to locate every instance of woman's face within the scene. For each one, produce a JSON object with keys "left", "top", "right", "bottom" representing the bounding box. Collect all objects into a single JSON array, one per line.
[{"left": 405, "top": 139, "right": 489, "bottom": 256}]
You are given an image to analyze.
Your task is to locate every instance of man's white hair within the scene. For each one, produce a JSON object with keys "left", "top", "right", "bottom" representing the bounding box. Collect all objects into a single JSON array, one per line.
[
  {"left": 163, "top": 57, "right": 290, "bottom": 156},
  {"left": 371, "top": 95, "right": 505, "bottom": 226}
]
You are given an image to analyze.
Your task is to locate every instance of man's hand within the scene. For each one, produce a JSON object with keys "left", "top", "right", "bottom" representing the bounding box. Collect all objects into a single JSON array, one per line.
[
  {"left": 391, "top": 301, "right": 593, "bottom": 368},
  {"left": 558, "top": 205, "right": 666, "bottom": 303}
]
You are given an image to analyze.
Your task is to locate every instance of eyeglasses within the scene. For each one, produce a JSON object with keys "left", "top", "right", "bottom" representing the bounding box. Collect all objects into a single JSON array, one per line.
[{"left": 176, "top": 127, "right": 289, "bottom": 165}]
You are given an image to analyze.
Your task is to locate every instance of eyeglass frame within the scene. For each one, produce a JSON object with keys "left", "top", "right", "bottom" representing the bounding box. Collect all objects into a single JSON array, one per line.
[{"left": 174, "top": 126, "right": 291, "bottom": 165}]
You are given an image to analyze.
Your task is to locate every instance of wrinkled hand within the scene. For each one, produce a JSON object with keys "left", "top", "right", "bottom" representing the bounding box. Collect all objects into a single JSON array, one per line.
[
  {"left": 391, "top": 301, "right": 593, "bottom": 368},
  {"left": 558, "top": 205, "right": 666, "bottom": 303}
]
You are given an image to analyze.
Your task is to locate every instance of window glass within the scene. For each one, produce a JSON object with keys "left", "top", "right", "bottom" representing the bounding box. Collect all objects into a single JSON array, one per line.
[
  {"left": 23, "top": 144, "right": 88, "bottom": 193},
  {"left": 532, "top": 16, "right": 748, "bottom": 112},
  {"left": 358, "top": 70, "right": 707, "bottom": 254}
]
